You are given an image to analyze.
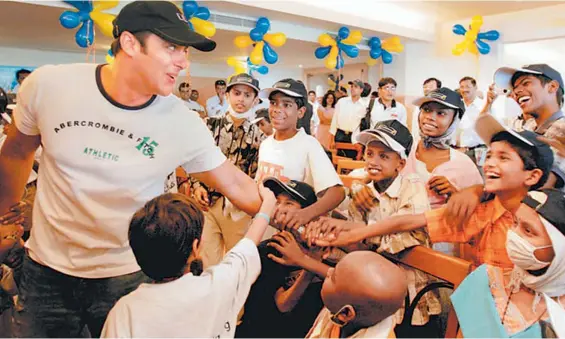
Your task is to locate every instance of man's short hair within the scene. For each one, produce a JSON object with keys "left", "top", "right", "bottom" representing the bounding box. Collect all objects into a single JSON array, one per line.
[
  {"left": 191, "top": 89, "right": 198, "bottom": 94},
  {"left": 423, "top": 77, "right": 442, "bottom": 88},
  {"left": 215, "top": 80, "right": 226, "bottom": 87},
  {"left": 129, "top": 193, "right": 204, "bottom": 281},
  {"left": 378, "top": 77, "right": 397, "bottom": 88},
  {"left": 111, "top": 31, "right": 152, "bottom": 56},
  {"left": 308, "top": 90, "right": 316, "bottom": 96},
  {"left": 178, "top": 82, "right": 190, "bottom": 91},
  {"left": 16, "top": 69, "right": 31, "bottom": 79},
  {"left": 459, "top": 76, "right": 477, "bottom": 86}
]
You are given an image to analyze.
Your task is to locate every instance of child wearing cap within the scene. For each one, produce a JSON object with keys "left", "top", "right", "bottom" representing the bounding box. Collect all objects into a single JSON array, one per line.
[
  {"left": 251, "top": 108, "right": 273, "bottom": 138},
  {"left": 190, "top": 73, "right": 263, "bottom": 266},
  {"left": 314, "top": 114, "right": 554, "bottom": 272},
  {"left": 451, "top": 188, "right": 565, "bottom": 338},
  {"left": 335, "top": 120, "right": 442, "bottom": 330},
  {"left": 255, "top": 78, "right": 345, "bottom": 237},
  {"left": 101, "top": 186, "right": 277, "bottom": 338},
  {"left": 237, "top": 178, "right": 330, "bottom": 338}
]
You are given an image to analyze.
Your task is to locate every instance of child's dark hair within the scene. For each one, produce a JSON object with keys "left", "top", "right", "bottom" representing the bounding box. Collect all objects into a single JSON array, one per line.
[
  {"left": 491, "top": 132, "right": 549, "bottom": 190},
  {"left": 256, "top": 108, "right": 270, "bottom": 123},
  {"left": 511, "top": 73, "right": 563, "bottom": 107},
  {"left": 129, "top": 193, "right": 204, "bottom": 281}
]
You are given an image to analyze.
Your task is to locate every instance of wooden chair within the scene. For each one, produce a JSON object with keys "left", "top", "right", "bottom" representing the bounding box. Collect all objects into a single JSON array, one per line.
[
  {"left": 336, "top": 159, "right": 365, "bottom": 175},
  {"left": 330, "top": 142, "right": 363, "bottom": 166},
  {"left": 339, "top": 175, "right": 365, "bottom": 189},
  {"left": 382, "top": 246, "right": 473, "bottom": 338}
]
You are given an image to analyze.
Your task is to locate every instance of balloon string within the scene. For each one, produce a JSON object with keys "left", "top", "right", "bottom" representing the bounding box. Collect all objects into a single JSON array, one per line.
[{"left": 86, "top": 19, "right": 96, "bottom": 63}]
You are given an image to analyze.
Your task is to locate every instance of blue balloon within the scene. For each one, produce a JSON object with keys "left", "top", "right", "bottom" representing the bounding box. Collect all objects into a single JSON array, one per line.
[
  {"left": 338, "top": 27, "right": 349, "bottom": 40},
  {"left": 368, "top": 37, "right": 381, "bottom": 49},
  {"left": 315, "top": 46, "right": 332, "bottom": 59},
  {"left": 60, "top": 11, "right": 81, "bottom": 29},
  {"left": 256, "top": 17, "right": 270, "bottom": 33},
  {"left": 182, "top": 1, "right": 198, "bottom": 17},
  {"left": 382, "top": 50, "right": 393, "bottom": 64},
  {"left": 339, "top": 43, "right": 359, "bottom": 58},
  {"left": 107, "top": 49, "right": 114, "bottom": 57},
  {"left": 64, "top": 0, "right": 92, "bottom": 12},
  {"left": 370, "top": 48, "right": 382, "bottom": 60},
  {"left": 263, "top": 43, "right": 278, "bottom": 64},
  {"left": 75, "top": 20, "right": 94, "bottom": 48},
  {"left": 250, "top": 27, "right": 265, "bottom": 42},
  {"left": 194, "top": 7, "right": 210, "bottom": 20},
  {"left": 336, "top": 52, "right": 345, "bottom": 69},
  {"left": 476, "top": 40, "right": 490, "bottom": 55},
  {"left": 452, "top": 24, "right": 467, "bottom": 36},
  {"left": 256, "top": 65, "right": 269, "bottom": 75},
  {"left": 478, "top": 30, "right": 500, "bottom": 41}
]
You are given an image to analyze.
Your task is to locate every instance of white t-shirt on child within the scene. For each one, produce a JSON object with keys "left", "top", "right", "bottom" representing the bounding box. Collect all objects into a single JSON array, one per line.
[
  {"left": 255, "top": 128, "right": 341, "bottom": 193},
  {"left": 14, "top": 63, "right": 226, "bottom": 279},
  {"left": 101, "top": 238, "right": 260, "bottom": 338}
]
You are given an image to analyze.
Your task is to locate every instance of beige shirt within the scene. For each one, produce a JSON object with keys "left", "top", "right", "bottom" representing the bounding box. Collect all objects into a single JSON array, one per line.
[{"left": 306, "top": 308, "right": 395, "bottom": 338}]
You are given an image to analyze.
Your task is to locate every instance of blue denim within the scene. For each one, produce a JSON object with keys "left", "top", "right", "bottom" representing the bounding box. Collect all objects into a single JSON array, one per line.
[{"left": 12, "top": 254, "right": 150, "bottom": 338}]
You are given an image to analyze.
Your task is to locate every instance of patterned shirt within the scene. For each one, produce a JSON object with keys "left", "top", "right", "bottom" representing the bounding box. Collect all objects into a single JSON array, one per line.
[
  {"left": 191, "top": 114, "right": 262, "bottom": 206},
  {"left": 348, "top": 174, "right": 441, "bottom": 326},
  {"left": 425, "top": 195, "right": 515, "bottom": 269}
]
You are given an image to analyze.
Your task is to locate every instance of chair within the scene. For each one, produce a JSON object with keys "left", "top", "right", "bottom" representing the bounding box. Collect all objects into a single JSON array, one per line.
[
  {"left": 330, "top": 142, "right": 363, "bottom": 166},
  {"left": 382, "top": 246, "right": 473, "bottom": 338},
  {"left": 336, "top": 159, "right": 365, "bottom": 175},
  {"left": 339, "top": 175, "right": 365, "bottom": 189}
]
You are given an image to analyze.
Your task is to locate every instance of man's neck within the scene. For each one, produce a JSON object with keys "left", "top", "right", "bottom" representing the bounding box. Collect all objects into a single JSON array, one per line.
[
  {"left": 497, "top": 188, "right": 528, "bottom": 214},
  {"left": 101, "top": 61, "right": 153, "bottom": 107},
  {"left": 380, "top": 98, "right": 393, "bottom": 109},
  {"left": 351, "top": 95, "right": 360, "bottom": 103},
  {"left": 533, "top": 103, "right": 560, "bottom": 127},
  {"left": 274, "top": 128, "right": 299, "bottom": 141},
  {"left": 463, "top": 95, "right": 476, "bottom": 107}
]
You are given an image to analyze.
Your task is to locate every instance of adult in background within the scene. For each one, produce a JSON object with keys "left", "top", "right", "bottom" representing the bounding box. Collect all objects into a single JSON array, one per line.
[
  {"left": 206, "top": 79, "right": 228, "bottom": 117},
  {"left": 329, "top": 79, "right": 366, "bottom": 157},
  {"left": 411, "top": 78, "right": 442, "bottom": 143},
  {"left": 316, "top": 91, "right": 336, "bottom": 150},
  {"left": 1, "top": 2, "right": 263, "bottom": 337},
  {"left": 454, "top": 76, "right": 486, "bottom": 166}
]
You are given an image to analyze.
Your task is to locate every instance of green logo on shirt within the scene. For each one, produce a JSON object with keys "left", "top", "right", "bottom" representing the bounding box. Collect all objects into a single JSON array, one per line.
[{"left": 136, "top": 137, "right": 159, "bottom": 159}]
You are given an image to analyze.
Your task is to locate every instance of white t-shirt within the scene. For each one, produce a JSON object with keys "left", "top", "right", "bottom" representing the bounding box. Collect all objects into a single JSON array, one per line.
[
  {"left": 329, "top": 97, "right": 367, "bottom": 135},
  {"left": 255, "top": 128, "right": 341, "bottom": 193},
  {"left": 184, "top": 99, "right": 204, "bottom": 113},
  {"left": 101, "top": 238, "right": 260, "bottom": 338},
  {"left": 14, "top": 64, "right": 226, "bottom": 278},
  {"left": 206, "top": 95, "right": 229, "bottom": 118},
  {"left": 352, "top": 100, "right": 408, "bottom": 143},
  {"left": 459, "top": 96, "right": 486, "bottom": 147}
]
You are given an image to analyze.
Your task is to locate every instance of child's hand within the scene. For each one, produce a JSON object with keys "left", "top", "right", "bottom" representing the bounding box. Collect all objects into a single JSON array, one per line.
[
  {"left": 304, "top": 217, "right": 364, "bottom": 247},
  {"left": 192, "top": 186, "right": 210, "bottom": 211},
  {"left": 274, "top": 205, "right": 313, "bottom": 232},
  {"left": 313, "top": 227, "right": 366, "bottom": 247},
  {"left": 267, "top": 231, "right": 306, "bottom": 267},
  {"left": 428, "top": 176, "right": 457, "bottom": 196},
  {"left": 0, "top": 202, "right": 26, "bottom": 225},
  {"left": 258, "top": 183, "right": 277, "bottom": 216},
  {"left": 351, "top": 185, "right": 377, "bottom": 213}
]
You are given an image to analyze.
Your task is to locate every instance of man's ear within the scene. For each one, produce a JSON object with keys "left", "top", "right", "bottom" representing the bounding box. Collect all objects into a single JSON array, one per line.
[
  {"left": 297, "top": 106, "right": 306, "bottom": 119},
  {"left": 547, "top": 80, "right": 560, "bottom": 95},
  {"left": 119, "top": 31, "right": 143, "bottom": 57}
]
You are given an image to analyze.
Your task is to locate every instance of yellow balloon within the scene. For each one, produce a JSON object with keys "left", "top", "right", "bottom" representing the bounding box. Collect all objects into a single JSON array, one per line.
[
  {"left": 318, "top": 33, "right": 335, "bottom": 47},
  {"left": 105, "top": 54, "right": 114, "bottom": 64},
  {"left": 366, "top": 58, "right": 378, "bottom": 66},
  {"left": 90, "top": 12, "right": 115, "bottom": 37},
  {"left": 468, "top": 42, "right": 479, "bottom": 55},
  {"left": 471, "top": 15, "right": 483, "bottom": 31},
  {"left": 234, "top": 35, "right": 254, "bottom": 49},
  {"left": 226, "top": 56, "right": 238, "bottom": 67},
  {"left": 249, "top": 41, "right": 264, "bottom": 65},
  {"left": 92, "top": 0, "right": 118, "bottom": 12},
  {"left": 191, "top": 17, "right": 216, "bottom": 38},
  {"left": 263, "top": 33, "right": 287, "bottom": 47},
  {"left": 341, "top": 30, "right": 363, "bottom": 45},
  {"left": 325, "top": 57, "right": 337, "bottom": 70},
  {"left": 234, "top": 64, "right": 247, "bottom": 74},
  {"left": 452, "top": 42, "right": 466, "bottom": 56}
]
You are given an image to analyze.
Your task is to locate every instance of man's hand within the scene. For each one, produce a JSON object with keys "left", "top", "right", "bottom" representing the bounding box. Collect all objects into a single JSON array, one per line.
[
  {"left": 192, "top": 186, "right": 210, "bottom": 211},
  {"left": 445, "top": 185, "right": 482, "bottom": 227},
  {"left": 0, "top": 202, "right": 26, "bottom": 225},
  {"left": 313, "top": 227, "right": 366, "bottom": 248},
  {"left": 5, "top": 239, "right": 24, "bottom": 270},
  {"left": 267, "top": 231, "right": 307, "bottom": 267},
  {"left": 274, "top": 205, "right": 314, "bottom": 232},
  {"left": 428, "top": 176, "right": 458, "bottom": 196},
  {"left": 351, "top": 185, "right": 377, "bottom": 214},
  {"left": 304, "top": 216, "right": 364, "bottom": 247},
  {"left": 539, "top": 135, "right": 565, "bottom": 158}
]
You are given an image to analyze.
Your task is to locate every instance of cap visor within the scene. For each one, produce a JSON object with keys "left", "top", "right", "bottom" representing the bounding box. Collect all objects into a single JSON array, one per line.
[
  {"left": 412, "top": 96, "right": 459, "bottom": 110},
  {"left": 152, "top": 27, "right": 216, "bottom": 52},
  {"left": 259, "top": 88, "right": 303, "bottom": 100},
  {"left": 227, "top": 82, "right": 260, "bottom": 93},
  {"left": 250, "top": 117, "right": 264, "bottom": 124},
  {"left": 263, "top": 177, "right": 308, "bottom": 205},
  {"left": 494, "top": 67, "right": 542, "bottom": 91},
  {"left": 356, "top": 131, "right": 407, "bottom": 159},
  {"left": 475, "top": 114, "right": 534, "bottom": 146}
]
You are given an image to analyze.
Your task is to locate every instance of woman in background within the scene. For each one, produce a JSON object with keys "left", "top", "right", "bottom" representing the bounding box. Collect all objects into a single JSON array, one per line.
[{"left": 316, "top": 91, "right": 336, "bottom": 150}]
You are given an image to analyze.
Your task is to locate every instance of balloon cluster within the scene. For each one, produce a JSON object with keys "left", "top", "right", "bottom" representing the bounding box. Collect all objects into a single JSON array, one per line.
[
  {"left": 226, "top": 57, "right": 269, "bottom": 78},
  {"left": 366, "top": 36, "right": 404, "bottom": 66},
  {"left": 234, "top": 17, "right": 287, "bottom": 65},
  {"left": 327, "top": 74, "right": 344, "bottom": 91},
  {"left": 452, "top": 15, "right": 500, "bottom": 56},
  {"left": 315, "top": 27, "right": 362, "bottom": 70},
  {"left": 106, "top": 49, "right": 114, "bottom": 64},
  {"left": 181, "top": 1, "right": 216, "bottom": 38},
  {"left": 59, "top": 0, "right": 118, "bottom": 48}
]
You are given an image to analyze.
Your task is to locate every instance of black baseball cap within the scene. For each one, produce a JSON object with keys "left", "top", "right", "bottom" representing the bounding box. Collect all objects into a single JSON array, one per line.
[
  {"left": 113, "top": 1, "right": 216, "bottom": 52},
  {"left": 412, "top": 87, "right": 466, "bottom": 118},
  {"left": 260, "top": 79, "right": 308, "bottom": 100},
  {"left": 263, "top": 177, "right": 317, "bottom": 208},
  {"left": 227, "top": 73, "right": 260, "bottom": 93},
  {"left": 250, "top": 108, "right": 269, "bottom": 124},
  {"left": 356, "top": 120, "right": 413, "bottom": 159},
  {"left": 475, "top": 114, "right": 554, "bottom": 178},
  {"left": 495, "top": 64, "right": 564, "bottom": 91},
  {"left": 215, "top": 79, "right": 226, "bottom": 87},
  {"left": 523, "top": 189, "right": 565, "bottom": 236}
]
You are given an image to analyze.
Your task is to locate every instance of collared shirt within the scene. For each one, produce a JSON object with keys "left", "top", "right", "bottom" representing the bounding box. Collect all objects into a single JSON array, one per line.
[
  {"left": 352, "top": 99, "right": 407, "bottom": 143},
  {"left": 347, "top": 174, "right": 441, "bottom": 326},
  {"left": 329, "top": 97, "right": 367, "bottom": 135},
  {"left": 425, "top": 195, "right": 515, "bottom": 269},
  {"left": 458, "top": 96, "right": 486, "bottom": 147},
  {"left": 184, "top": 99, "right": 205, "bottom": 114},
  {"left": 191, "top": 113, "right": 262, "bottom": 206},
  {"left": 306, "top": 308, "right": 395, "bottom": 339},
  {"left": 206, "top": 95, "right": 229, "bottom": 118}
]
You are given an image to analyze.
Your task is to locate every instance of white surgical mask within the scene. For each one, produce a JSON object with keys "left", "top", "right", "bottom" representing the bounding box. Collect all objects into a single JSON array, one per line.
[
  {"left": 227, "top": 104, "right": 254, "bottom": 120},
  {"left": 506, "top": 229, "right": 552, "bottom": 271}
]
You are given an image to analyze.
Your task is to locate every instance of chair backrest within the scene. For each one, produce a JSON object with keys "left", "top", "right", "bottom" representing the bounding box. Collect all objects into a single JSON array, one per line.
[
  {"left": 335, "top": 142, "right": 363, "bottom": 160},
  {"left": 337, "top": 159, "right": 365, "bottom": 175},
  {"left": 383, "top": 246, "right": 473, "bottom": 338}
]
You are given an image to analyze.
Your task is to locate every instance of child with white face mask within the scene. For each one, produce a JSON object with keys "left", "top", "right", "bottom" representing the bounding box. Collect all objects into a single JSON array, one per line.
[{"left": 451, "top": 188, "right": 565, "bottom": 338}]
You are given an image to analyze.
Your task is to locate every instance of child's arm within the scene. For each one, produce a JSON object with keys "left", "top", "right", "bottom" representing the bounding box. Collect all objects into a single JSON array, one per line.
[
  {"left": 245, "top": 184, "right": 277, "bottom": 245},
  {"left": 268, "top": 232, "right": 330, "bottom": 278},
  {"left": 274, "top": 269, "right": 316, "bottom": 313}
]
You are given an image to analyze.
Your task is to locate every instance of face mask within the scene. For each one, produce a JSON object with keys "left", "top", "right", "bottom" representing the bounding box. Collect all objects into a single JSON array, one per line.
[
  {"left": 227, "top": 104, "right": 254, "bottom": 120},
  {"left": 506, "top": 229, "right": 552, "bottom": 271}
]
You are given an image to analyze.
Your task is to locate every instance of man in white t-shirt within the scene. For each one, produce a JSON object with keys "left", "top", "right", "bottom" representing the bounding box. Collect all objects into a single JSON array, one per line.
[
  {"left": 1, "top": 2, "right": 263, "bottom": 337},
  {"left": 454, "top": 76, "right": 487, "bottom": 165},
  {"left": 206, "top": 79, "right": 228, "bottom": 117},
  {"left": 179, "top": 82, "right": 205, "bottom": 118}
]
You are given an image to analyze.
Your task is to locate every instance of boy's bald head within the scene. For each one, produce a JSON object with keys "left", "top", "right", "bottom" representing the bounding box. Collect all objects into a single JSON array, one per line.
[{"left": 321, "top": 251, "right": 407, "bottom": 328}]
